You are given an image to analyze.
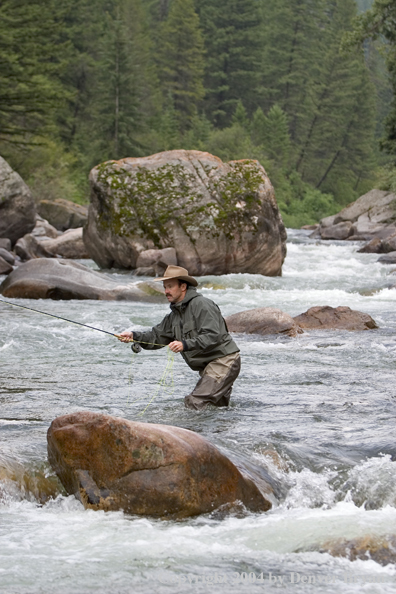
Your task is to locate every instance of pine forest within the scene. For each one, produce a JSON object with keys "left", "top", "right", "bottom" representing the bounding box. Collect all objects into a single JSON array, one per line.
[{"left": 1, "top": 0, "right": 395, "bottom": 227}]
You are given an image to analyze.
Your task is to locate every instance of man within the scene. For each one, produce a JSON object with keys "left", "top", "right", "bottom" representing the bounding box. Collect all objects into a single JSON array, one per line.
[{"left": 117, "top": 265, "right": 240, "bottom": 410}]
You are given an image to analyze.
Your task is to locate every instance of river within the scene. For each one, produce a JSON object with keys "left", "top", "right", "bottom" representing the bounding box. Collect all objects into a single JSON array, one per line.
[{"left": 1, "top": 229, "right": 396, "bottom": 593}]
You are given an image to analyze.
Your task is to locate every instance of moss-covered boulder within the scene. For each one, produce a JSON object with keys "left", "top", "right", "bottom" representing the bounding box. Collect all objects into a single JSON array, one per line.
[{"left": 83, "top": 150, "right": 287, "bottom": 276}]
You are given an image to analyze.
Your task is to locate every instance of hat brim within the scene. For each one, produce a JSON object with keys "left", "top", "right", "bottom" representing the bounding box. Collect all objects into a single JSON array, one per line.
[{"left": 153, "top": 274, "right": 198, "bottom": 287}]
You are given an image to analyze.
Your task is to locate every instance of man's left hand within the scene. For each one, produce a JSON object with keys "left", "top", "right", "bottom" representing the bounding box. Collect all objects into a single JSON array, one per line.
[{"left": 168, "top": 341, "right": 184, "bottom": 353}]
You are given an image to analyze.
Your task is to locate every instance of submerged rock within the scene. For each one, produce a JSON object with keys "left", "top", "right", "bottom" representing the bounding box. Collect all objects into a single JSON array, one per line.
[
  {"left": 84, "top": 150, "right": 287, "bottom": 276},
  {"left": 293, "top": 306, "right": 378, "bottom": 331},
  {"left": 47, "top": 412, "right": 272, "bottom": 518},
  {"left": 0, "top": 258, "right": 166, "bottom": 301},
  {"left": 318, "top": 534, "right": 396, "bottom": 567},
  {"left": 377, "top": 251, "right": 396, "bottom": 265},
  {"left": 225, "top": 307, "right": 303, "bottom": 337},
  {"left": 0, "top": 156, "right": 36, "bottom": 245}
]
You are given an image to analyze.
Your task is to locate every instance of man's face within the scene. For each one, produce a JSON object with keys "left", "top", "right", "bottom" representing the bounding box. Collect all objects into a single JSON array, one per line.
[{"left": 163, "top": 279, "right": 187, "bottom": 304}]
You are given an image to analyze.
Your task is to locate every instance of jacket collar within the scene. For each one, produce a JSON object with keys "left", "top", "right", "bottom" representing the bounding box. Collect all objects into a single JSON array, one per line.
[{"left": 170, "top": 286, "right": 199, "bottom": 312}]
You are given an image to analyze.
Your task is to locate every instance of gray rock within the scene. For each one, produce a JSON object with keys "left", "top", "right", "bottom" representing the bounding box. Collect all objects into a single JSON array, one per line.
[
  {"left": 0, "top": 238, "right": 11, "bottom": 251},
  {"left": 320, "top": 221, "right": 353, "bottom": 240},
  {"left": 382, "top": 233, "right": 396, "bottom": 253},
  {"left": 377, "top": 251, "right": 396, "bottom": 265},
  {"left": 0, "top": 247, "right": 15, "bottom": 265},
  {"left": 293, "top": 306, "right": 378, "bottom": 331},
  {"left": 225, "top": 307, "right": 303, "bottom": 337},
  {"left": 0, "top": 156, "right": 36, "bottom": 244},
  {"left": 31, "top": 217, "right": 59, "bottom": 239},
  {"left": 38, "top": 199, "right": 88, "bottom": 231},
  {"left": 0, "top": 256, "right": 13, "bottom": 275},
  {"left": 14, "top": 234, "right": 54, "bottom": 261},
  {"left": 83, "top": 150, "right": 287, "bottom": 276},
  {"left": 40, "top": 228, "right": 89, "bottom": 259},
  {"left": 136, "top": 247, "right": 177, "bottom": 268},
  {"left": 0, "top": 258, "right": 167, "bottom": 301},
  {"left": 319, "top": 189, "right": 396, "bottom": 241}
]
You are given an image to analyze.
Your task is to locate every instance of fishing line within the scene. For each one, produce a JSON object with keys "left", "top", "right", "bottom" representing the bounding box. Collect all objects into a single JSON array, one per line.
[{"left": 1, "top": 297, "right": 175, "bottom": 413}]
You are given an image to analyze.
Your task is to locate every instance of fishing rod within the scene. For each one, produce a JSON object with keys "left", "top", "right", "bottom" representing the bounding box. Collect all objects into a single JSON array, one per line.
[
  {"left": 0, "top": 297, "right": 117, "bottom": 337},
  {"left": 0, "top": 298, "right": 160, "bottom": 352}
]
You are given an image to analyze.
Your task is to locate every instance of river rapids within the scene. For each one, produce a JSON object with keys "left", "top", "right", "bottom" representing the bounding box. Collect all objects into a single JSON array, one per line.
[{"left": 1, "top": 229, "right": 396, "bottom": 593}]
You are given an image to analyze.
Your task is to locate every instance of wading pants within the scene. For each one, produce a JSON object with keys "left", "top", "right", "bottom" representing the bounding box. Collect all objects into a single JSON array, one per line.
[{"left": 184, "top": 352, "right": 241, "bottom": 410}]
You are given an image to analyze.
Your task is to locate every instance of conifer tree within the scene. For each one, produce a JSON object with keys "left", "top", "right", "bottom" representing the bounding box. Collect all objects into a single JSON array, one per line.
[
  {"left": 196, "top": 0, "right": 263, "bottom": 127},
  {"left": 157, "top": 0, "right": 205, "bottom": 130}
]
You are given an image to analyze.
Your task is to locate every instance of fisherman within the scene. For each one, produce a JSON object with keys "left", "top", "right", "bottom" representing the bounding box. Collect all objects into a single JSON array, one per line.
[{"left": 117, "top": 265, "right": 240, "bottom": 410}]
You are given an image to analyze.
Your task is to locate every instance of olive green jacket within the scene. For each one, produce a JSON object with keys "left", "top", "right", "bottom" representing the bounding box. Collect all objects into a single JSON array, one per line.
[{"left": 132, "top": 287, "right": 239, "bottom": 372}]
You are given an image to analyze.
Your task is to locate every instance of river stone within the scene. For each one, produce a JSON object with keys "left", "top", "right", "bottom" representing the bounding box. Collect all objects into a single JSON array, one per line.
[
  {"left": 320, "top": 221, "right": 353, "bottom": 240},
  {"left": 0, "top": 255, "right": 13, "bottom": 275},
  {"left": 136, "top": 247, "right": 177, "bottom": 269},
  {"left": 31, "top": 217, "right": 59, "bottom": 239},
  {"left": 14, "top": 234, "right": 54, "bottom": 260},
  {"left": 0, "top": 156, "right": 36, "bottom": 245},
  {"left": 0, "top": 248, "right": 15, "bottom": 265},
  {"left": 357, "top": 237, "right": 383, "bottom": 253},
  {"left": 318, "top": 535, "right": 396, "bottom": 567},
  {"left": 38, "top": 199, "right": 88, "bottom": 231},
  {"left": 40, "top": 228, "right": 89, "bottom": 259},
  {"left": 225, "top": 307, "right": 303, "bottom": 337},
  {"left": 47, "top": 412, "right": 272, "bottom": 518},
  {"left": 382, "top": 233, "right": 396, "bottom": 253},
  {"left": 377, "top": 251, "right": 396, "bottom": 265},
  {"left": 84, "top": 150, "right": 287, "bottom": 276},
  {"left": 0, "top": 238, "right": 11, "bottom": 251},
  {"left": 0, "top": 258, "right": 167, "bottom": 301},
  {"left": 318, "top": 190, "right": 396, "bottom": 240},
  {"left": 293, "top": 306, "right": 378, "bottom": 331}
]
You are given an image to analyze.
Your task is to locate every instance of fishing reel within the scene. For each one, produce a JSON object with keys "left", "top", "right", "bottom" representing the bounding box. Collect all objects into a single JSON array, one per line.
[{"left": 131, "top": 342, "right": 142, "bottom": 354}]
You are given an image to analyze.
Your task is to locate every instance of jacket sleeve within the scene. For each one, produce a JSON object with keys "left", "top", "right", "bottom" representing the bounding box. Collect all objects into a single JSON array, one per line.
[
  {"left": 132, "top": 313, "right": 174, "bottom": 350},
  {"left": 183, "top": 300, "right": 227, "bottom": 353}
]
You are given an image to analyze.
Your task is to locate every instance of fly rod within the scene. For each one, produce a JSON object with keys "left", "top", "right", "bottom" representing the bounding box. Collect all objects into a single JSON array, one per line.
[{"left": 0, "top": 297, "right": 116, "bottom": 337}]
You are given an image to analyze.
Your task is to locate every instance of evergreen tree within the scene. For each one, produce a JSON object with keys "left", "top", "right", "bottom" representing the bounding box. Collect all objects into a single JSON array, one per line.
[
  {"left": 157, "top": 0, "right": 205, "bottom": 130},
  {"left": 0, "top": 0, "right": 65, "bottom": 144},
  {"left": 196, "top": 0, "right": 263, "bottom": 127}
]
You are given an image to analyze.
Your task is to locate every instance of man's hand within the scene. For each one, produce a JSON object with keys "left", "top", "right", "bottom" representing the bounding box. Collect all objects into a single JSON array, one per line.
[
  {"left": 168, "top": 340, "right": 184, "bottom": 353},
  {"left": 116, "top": 331, "right": 134, "bottom": 343}
]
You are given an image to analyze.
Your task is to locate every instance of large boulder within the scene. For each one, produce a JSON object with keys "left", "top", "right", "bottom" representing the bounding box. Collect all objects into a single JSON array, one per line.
[
  {"left": 316, "top": 189, "right": 396, "bottom": 241},
  {"left": 0, "top": 258, "right": 167, "bottom": 301},
  {"left": 84, "top": 150, "right": 287, "bottom": 276},
  {"left": 293, "top": 306, "right": 378, "bottom": 331},
  {"left": 225, "top": 307, "right": 303, "bottom": 337},
  {"left": 38, "top": 198, "right": 88, "bottom": 231},
  {"left": 0, "top": 156, "right": 36, "bottom": 245},
  {"left": 40, "top": 228, "right": 89, "bottom": 259},
  {"left": 47, "top": 412, "right": 272, "bottom": 518},
  {"left": 14, "top": 234, "right": 55, "bottom": 261}
]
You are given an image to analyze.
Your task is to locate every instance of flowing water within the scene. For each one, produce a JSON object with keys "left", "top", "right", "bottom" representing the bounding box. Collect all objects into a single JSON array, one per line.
[{"left": 1, "top": 230, "right": 396, "bottom": 593}]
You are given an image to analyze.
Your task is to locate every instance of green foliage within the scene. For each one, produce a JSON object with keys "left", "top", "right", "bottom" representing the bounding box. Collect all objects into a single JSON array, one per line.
[
  {"left": 157, "top": 0, "right": 205, "bottom": 130},
  {"left": 196, "top": 0, "right": 264, "bottom": 126}
]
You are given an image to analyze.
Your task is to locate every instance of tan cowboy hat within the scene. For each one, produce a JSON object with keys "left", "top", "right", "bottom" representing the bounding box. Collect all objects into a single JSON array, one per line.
[{"left": 153, "top": 265, "right": 198, "bottom": 287}]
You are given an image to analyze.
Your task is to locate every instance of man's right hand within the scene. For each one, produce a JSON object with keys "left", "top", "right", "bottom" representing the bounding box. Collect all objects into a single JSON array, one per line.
[{"left": 116, "top": 331, "right": 134, "bottom": 343}]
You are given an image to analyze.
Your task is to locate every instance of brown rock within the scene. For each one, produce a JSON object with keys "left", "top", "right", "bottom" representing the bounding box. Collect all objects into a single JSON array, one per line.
[
  {"left": 357, "top": 237, "right": 383, "bottom": 254},
  {"left": 47, "top": 412, "right": 272, "bottom": 518},
  {"left": 0, "top": 258, "right": 167, "bottom": 301},
  {"left": 293, "top": 306, "right": 378, "bottom": 331},
  {"left": 225, "top": 307, "right": 303, "bottom": 337},
  {"left": 135, "top": 247, "right": 177, "bottom": 269},
  {"left": 0, "top": 238, "right": 12, "bottom": 251},
  {"left": 40, "top": 228, "right": 89, "bottom": 259},
  {"left": 38, "top": 199, "right": 88, "bottom": 231},
  {"left": 31, "top": 217, "right": 59, "bottom": 239},
  {"left": 319, "top": 534, "right": 396, "bottom": 567},
  {"left": 382, "top": 233, "right": 396, "bottom": 253},
  {"left": 84, "top": 150, "right": 287, "bottom": 276}
]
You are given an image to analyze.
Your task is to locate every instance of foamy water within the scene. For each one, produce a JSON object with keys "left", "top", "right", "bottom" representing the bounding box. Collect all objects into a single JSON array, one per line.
[{"left": 1, "top": 230, "right": 396, "bottom": 593}]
